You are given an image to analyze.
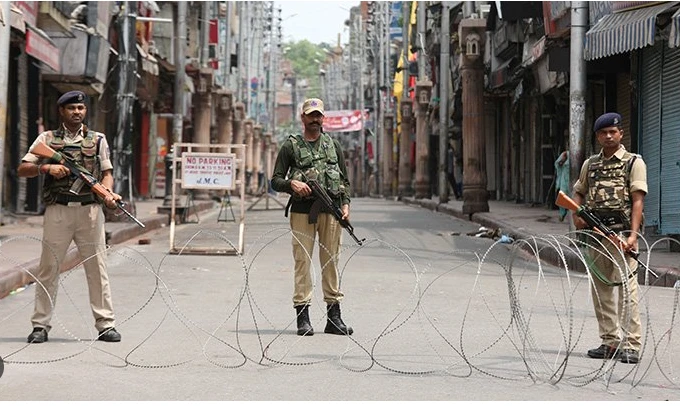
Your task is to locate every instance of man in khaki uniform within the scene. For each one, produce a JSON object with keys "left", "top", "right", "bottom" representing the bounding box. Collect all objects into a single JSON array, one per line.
[
  {"left": 572, "top": 112, "right": 646, "bottom": 364},
  {"left": 17, "top": 90, "right": 122, "bottom": 344},
  {"left": 271, "top": 98, "right": 354, "bottom": 337}
]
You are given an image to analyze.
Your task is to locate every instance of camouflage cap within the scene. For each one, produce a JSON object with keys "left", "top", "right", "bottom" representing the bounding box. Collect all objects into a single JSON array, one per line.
[{"left": 302, "top": 98, "right": 324, "bottom": 115}]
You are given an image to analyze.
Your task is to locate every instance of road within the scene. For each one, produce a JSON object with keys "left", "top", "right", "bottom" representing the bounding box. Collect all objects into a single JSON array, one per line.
[{"left": 1, "top": 198, "right": 679, "bottom": 401}]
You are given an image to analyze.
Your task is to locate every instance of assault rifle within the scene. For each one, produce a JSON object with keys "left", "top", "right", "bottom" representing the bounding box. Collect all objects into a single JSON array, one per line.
[
  {"left": 31, "top": 141, "right": 145, "bottom": 228},
  {"left": 555, "top": 191, "right": 656, "bottom": 278},
  {"left": 307, "top": 179, "right": 365, "bottom": 246}
]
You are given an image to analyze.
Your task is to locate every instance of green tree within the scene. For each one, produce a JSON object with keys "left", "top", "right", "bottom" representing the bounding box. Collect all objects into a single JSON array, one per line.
[{"left": 282, "top": 39, "right": 325, "bottom": 100}]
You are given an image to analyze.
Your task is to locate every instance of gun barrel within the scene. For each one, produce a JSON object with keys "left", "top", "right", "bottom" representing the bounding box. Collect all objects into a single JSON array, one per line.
[{"left": 117, "top": 202, "right": 146, "bottom": 228}]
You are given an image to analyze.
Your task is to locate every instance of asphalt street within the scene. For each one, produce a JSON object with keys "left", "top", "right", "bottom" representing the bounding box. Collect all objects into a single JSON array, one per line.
[{"left": 1, "top": 198, "right": 679, "bottom": 401}]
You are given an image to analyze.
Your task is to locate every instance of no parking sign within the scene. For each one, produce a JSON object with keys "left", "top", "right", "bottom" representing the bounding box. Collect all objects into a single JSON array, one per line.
[{"left": 181, "top": 152, "right": 236, "bottom": 190}]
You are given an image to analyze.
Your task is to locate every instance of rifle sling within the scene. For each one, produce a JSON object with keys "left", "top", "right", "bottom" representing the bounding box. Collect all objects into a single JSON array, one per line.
[
  {"left": 284, "top": 196, "right": 292, "bottom": 218},
  {"left": 584, "top": 250, "right": 637, "bottom": 287}
]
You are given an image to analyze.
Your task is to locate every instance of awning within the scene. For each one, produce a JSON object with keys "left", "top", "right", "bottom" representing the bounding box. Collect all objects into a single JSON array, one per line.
[
  {"left": 25, "top": 26, "right": 60, "bottom": 72},
  {"left": 584, "top": 2, "right": 678, "bottom": 61},
  {"left": 9, "top": 4, "right": 26, "bottom": 33},
  {"left": 671, "top": 8, "right": 680, "bottom": 47}
]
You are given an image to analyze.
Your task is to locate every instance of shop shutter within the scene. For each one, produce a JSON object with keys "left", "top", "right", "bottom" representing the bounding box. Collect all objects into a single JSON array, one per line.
[
  {"left": 639, "top": 43, "right": 662, "bottom": 227},
  {"left": 660, "top": 46, "right": 680, "bottom": 234}
]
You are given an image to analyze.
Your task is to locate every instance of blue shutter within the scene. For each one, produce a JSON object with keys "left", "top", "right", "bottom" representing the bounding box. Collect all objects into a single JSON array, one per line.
[
  {"left": 660, "top": 46, "right": 680, "bottom": 234},
  {"left": 639, "top": 43, "right": 662, "bottom": 228}
]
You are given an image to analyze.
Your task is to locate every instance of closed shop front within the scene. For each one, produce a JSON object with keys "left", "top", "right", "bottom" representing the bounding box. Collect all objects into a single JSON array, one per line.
[{"left": 639, "top": 41, "right": 680, "bottom": 234}]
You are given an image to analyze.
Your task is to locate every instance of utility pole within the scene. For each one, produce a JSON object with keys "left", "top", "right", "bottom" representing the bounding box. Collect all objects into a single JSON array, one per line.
[
  {"left": 173, "top": 1, "right": 187, "bottom": 146},
  {"left": 0, "top": 1, "right": 10, "bottom": 223},
  {"left": 375, "top": 2, "right": 385, "bottom": 196},
  {"left": 114, "top": 1, "right": 138, "bottom": 201},
  {"left": 569, "top": 2, "right": 588, "bottom": 195},
  {"left": 398, "top": 1, "right": 412, "bottom": 197},
  {"left": 417, "top": 2, "right": 427, "bottom": 81},
  {"left": 254, "top": 3, "right": 264, "bottom": 123},
  {"left": 271, "top": 6, "right": 281, "bottom": 138},
  {"left": 202, "top": 2, "right": 210, "bottom": 68},
  {"left": 358, "top": 13, "right": 366, "bottom": 196},
  {"left": 164, "top": 1, "right": 186, "bottom": 206},
  {"left": 381, "top": 2, "right": 394, "bottom": 196},
  {"left": 245, "top": 3, "right": 252, "bottom": 118},
  {"left": 267, "top": 2, "right": 275, "bottom": 133},
  {"left": 438, "top": 2, "right": 450, "bottom": 203},
  {"left": 236, "top": 2, "right": 243, "bottom": 101},
  {"left": 224, "top": 1, "right": 232, "bottom": 89}
]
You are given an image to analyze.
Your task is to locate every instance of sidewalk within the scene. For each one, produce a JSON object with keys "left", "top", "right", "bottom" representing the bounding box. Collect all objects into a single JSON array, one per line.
[
  {"left": 403, "top": 195, "right": 680, "bottom": 288},
  {"left": 2, "top": 194, "right": 679, "bottom": 299},
  {"left": 0, "top": 198, "right": 216, "bottom": 299}
]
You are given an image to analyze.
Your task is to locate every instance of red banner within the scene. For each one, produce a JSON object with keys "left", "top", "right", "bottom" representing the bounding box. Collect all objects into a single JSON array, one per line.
[
  {"left": 26, "top": 27, "right": 60, "bottom": 72},
  {"left": 322, "top": 110, "right": 368, "bottom": 133}
]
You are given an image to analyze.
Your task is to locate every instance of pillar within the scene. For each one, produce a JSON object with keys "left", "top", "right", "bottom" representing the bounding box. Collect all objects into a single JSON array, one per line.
[
  {"left": 243, "top": 119, "right": 254, "bottom": 193},
  {"left": 216, "top": 91, "right": 233, "bottom": 152},
  {"left": 252, "top": 124, "right": 263, "bottom": 193},
  {"left": 459, "top": 19, "right": 489, "bottom": 214},
  {"left": 398, "top": 99, "right": 413, "bottom": 197},
  {"left": 192, "top": 68, "right": 214, "bottom": 200},
  {"left": 382, "top": 113, "right": 394, "bottom": 196},
  {"left": 414, "top": 80, "right": 432, "bottom": 199}
]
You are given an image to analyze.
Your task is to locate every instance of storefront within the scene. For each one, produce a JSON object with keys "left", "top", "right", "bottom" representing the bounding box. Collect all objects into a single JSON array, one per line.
[{"left": 585, "top": 2, "right": 680, "bottom": 235}]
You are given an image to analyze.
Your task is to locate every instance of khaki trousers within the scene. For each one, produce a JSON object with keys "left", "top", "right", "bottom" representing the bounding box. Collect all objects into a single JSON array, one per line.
[
  {"left": 290, "top": 212, "right": 344, "bottom": 306},
  {"left": 32, "top": 204, "right": 115, "bottom": 331},
  {"left": 588, "top": 237, "right": 642, "bottom": 351}
]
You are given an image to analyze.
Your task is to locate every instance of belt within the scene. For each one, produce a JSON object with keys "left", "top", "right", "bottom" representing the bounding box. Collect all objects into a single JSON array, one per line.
[{"left": 54, "top": 195, "right": 96, "bottom": 206}]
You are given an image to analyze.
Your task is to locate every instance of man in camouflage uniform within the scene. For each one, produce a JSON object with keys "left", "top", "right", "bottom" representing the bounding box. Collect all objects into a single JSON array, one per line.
[
  {"left": 271, "top": 98, "right": 354, "bottom": 337},
  {"left": 17, "top": 90, "right": 122, "bottom": 344},
  {"left": 572, "top": 112, "right": 647, "bottom": 364}
]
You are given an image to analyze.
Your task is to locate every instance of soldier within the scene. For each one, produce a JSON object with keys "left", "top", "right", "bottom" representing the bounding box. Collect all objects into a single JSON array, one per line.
[
  {"left": 271, "top": 98, "right": 354, "bottom": 337},
  {"left": 17, "top": 90, "right": 122, "bottom": 344},
  {"left": 572, "top": 112, "right": 646, "bottom": 364}
]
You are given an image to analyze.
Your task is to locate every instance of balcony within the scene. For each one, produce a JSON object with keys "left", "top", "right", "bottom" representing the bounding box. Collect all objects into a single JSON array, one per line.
[{"left": 37, "top": 1, "right": 72, "bottom": 35}]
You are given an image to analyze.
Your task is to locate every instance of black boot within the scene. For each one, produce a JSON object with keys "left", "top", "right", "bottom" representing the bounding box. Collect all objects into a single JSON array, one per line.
[
  {"left": 324, "top": 302, "right": 353, "bottom": 335},
  {"left": 295, "top": 305, "right": 314, "bottom": 336}
]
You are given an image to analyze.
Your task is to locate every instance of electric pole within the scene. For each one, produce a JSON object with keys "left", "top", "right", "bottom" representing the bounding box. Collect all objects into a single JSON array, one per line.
[
  {"left": 438, "top": 2, "right": 450, "bottom": 203},
  {"left": 163, "top": 1, "right": 186, "bottom": 207},
  {"left": 114, "top": 1, "right": 138, "bottom": 201}
]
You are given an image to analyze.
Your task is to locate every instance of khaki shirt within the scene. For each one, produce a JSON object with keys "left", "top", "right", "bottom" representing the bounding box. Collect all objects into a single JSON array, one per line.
[
  {"left": 22, "top": 124, "right": 114, "bottom": 172},
  {"left": 573, "top": 145, "right": 648, "bottom": 197}
]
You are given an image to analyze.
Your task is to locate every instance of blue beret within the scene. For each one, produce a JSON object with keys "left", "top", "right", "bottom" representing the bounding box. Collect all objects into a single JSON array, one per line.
[
  {"left": 57, "top": 90, "right": 87, "bottom": 106},
  {"left": 593, "top": 112, "right": 622, "bottom": 133}
]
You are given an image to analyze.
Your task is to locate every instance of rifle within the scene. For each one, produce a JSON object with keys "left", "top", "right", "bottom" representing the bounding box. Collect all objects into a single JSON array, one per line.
[
  {"left": 555, "top": 191, "right": 656, "bottom": 278},
  {"left": 306, "top": 178, "right": 365, "bottom": 246},
  {"left": 30, "top": 141, "right": 146, "bottom": 228}
]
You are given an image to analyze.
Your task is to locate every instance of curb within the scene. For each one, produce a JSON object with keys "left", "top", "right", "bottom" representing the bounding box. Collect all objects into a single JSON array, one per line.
[{"left": 0, "top": 201, "right": 215, "bottom": 299}]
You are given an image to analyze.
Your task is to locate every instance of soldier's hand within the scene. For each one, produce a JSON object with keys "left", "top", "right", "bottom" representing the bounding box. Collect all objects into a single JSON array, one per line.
[
  {"left": 625, "top": 234, "right": 639, "bottom": 254},
  {"left": 49, "top": 164, "right": 70, "bottom": 179},
  {"left": 104, "top": 192, "right": 122, "bottom": 209},
  {"left": 341, "top": 204, "right": 349, "bottom": 221},
  {"left": 291, "top": 180, "right": 311, "bottom": 197},
  {"left": 573, "top": 214, "right": 588, "bottom": 230}
]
